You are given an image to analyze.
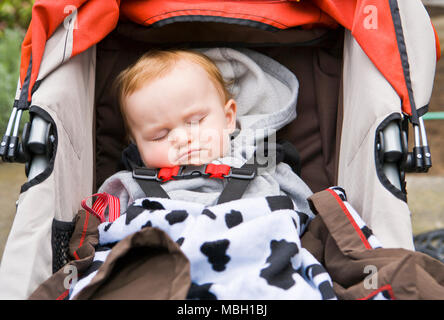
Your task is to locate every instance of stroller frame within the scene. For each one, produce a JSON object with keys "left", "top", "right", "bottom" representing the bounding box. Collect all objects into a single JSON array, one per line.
[{"left": 0, "top": 0, "right": 439, "bottom": 299}]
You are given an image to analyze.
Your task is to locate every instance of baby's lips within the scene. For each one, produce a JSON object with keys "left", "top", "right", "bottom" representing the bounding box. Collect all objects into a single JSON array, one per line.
[{"left": 176, "top": 148, "right": 201, "bottom": 164}]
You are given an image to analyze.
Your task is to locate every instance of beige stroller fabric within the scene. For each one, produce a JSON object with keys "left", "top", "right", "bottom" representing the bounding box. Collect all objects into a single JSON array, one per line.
[
  {"left": 338, "top": 1, "right": 436, "bottom": 250},
  {"left": 0, "top": 27, "right": 96, "bottom": 299},
  {"left": 339, "top": 30, "right": 413, "bottom": 250}
]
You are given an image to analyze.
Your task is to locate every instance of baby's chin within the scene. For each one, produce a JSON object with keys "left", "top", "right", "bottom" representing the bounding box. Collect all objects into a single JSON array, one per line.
[
  {"left": 175, "top": 153, "right": 218, "bottom": 167},
  {"left": 144, "top": 144, "right": 230, "bottom": 168}
]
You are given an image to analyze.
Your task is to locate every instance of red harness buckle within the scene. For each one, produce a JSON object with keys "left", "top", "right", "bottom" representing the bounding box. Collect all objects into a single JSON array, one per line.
[
  {"left": 205, "top": 164, "right": 231, "bottom": 179},
  {"left": 158, "top": 166, "right": 181, "bottom": 182}
]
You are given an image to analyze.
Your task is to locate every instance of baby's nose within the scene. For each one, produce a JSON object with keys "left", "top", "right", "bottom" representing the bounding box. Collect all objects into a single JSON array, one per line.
[{"left": 170, "top": 126, "right": 195, "bottom": 147}]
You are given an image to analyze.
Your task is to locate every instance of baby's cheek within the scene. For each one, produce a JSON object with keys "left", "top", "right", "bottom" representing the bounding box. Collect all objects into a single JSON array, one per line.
[
  {"left": 141, "top": 143, "right": 173, "bottom": 167},
  {"left": 220, "top": 132, "right": 231, "bottom": 157},
  {"left": 200, "top": 127, "right": 218, "bottom": 151},
  {"left": 201, "top": 126, "right": 230, "bottom": 159}
]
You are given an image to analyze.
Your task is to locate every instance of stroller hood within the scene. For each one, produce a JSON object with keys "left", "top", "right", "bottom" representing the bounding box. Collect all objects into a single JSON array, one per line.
[{"left": 16, "top": 0, "right": 440, "bottom": 123}]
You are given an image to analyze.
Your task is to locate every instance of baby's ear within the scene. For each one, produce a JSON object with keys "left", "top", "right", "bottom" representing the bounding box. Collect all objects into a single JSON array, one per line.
[{"left": 224, "top": 99, "right": 237, "bottom": 134}]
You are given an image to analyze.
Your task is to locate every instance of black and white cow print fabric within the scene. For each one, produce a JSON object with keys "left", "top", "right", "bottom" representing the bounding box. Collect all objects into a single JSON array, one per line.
[
  {"left": 69, "top": 189, "right": 385, "bottom": 300},
  {"left": 69, "top": 195, "right": 337, "bottom": 300}
]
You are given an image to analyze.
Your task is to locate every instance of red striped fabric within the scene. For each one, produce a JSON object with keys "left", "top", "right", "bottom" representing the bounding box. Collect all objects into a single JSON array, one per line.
[
  {"left": 326, "top": 188, "right": 372, "bottom": 250},
  {"left": 357, "top": 284, "right": 396, "bottom": 300},
  {"left": 81, "top": 193, "right": 121, "bottom": 223}
]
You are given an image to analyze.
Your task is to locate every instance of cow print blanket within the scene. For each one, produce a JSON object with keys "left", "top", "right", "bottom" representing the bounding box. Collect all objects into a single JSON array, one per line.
[{"left": 69, "top": 194, "right": 341, "bottom": 300}]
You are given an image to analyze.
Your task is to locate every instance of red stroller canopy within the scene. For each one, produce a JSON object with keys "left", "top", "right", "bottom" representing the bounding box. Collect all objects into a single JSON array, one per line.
[{"left": 20, "top": 0, "right": 441, "bottom": 119}]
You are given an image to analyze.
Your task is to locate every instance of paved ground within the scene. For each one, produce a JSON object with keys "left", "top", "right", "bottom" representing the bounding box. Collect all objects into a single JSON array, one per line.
[
  {"left": 424, "top": 0, "right": 444, "bottom": 6},
  {"left": 407, "top": 175, "right": 444, "bottom": 234}
]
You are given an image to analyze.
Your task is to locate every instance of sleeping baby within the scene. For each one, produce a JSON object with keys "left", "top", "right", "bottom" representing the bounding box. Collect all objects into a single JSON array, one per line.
[{"left": 99, "top": 47, "right": 314, "bottom": 214}]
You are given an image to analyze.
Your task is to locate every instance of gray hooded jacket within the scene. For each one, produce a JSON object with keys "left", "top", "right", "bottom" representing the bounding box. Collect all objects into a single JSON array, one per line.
[{"left": 99, "top": 48, "right": 314, "bottom": 217}]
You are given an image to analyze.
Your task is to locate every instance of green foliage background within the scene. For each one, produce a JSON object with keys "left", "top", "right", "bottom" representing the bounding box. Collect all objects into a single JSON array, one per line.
[{"left": 0, "top": 0, "right": 33, "bottom": 135}]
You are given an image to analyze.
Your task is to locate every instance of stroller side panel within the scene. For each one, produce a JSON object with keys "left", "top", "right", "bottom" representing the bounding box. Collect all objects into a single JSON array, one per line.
[
  {"left": 337, "top": 1, "right": 437, "bottom": 250},
  {"left": 340, "top": 30, "right": 412, "bottom": 249},
  {"left": 0, "top": 174, "right": 54, "bottom": 299},
  {"left": 338, "top": 16, "right": 436, "bottom": 249},
  {"left": 0, "top": 44, "right": 96, "bottom": 299}
]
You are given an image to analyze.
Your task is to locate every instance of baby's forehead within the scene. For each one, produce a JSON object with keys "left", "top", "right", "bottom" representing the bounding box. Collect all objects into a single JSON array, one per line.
[
  {"left": 142, "top": 61, "right": 223, "bottom": 100},
  {"left": 165, "top": 58, "right": 214, "bottom": 81},
  {"left": 127, "top": 67, "right": 220, "bottom": 111},
  {"left": 140, "top": 59, "right": 210, "bottom": 91}
]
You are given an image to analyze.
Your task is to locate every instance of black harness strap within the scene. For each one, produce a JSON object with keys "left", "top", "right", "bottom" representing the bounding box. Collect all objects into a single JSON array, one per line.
[
  {"left": 132, "top": 167, "right": 170, "bottom": 199},
  {"left": 216, "top": 163, "right": 257, "bottom": 204},
  {"left": 122, "top": 140, "right": 300, "bottom": 204},
  {"left": 131, "top": 162, "right": 257, "bottom": 203}
]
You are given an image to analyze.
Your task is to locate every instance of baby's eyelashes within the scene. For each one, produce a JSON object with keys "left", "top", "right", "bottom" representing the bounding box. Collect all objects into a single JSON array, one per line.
[
  {"left": 186, "top": 114, "right": 207, "bottom": 126},
  {"left": 150, "top": 115, "right": 207, "bottom": 142},
  {"left": 151, "top": 136, "right": 166, "bottom": 142},
  {"left": 151, "top": 129, "right": 169, "bottom": 141}
]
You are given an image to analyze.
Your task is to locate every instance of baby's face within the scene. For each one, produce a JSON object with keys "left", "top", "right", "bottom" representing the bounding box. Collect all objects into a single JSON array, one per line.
[{"left": 124, "top": 59, "right": 237, "bottom": 168}]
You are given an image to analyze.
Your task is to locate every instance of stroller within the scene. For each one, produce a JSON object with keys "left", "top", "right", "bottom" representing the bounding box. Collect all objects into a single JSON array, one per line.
[{"left": 0, "top": 0, "right": 440, "bottom": 299}]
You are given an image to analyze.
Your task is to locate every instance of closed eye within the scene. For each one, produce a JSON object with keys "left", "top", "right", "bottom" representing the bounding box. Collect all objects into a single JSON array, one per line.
[
  {"left": 151, "top": 130, "right": 169, "bottom": 142},
  {"left": 187, "top": 114, "right": 206, "bottom": 125},
  {"left": 151, "top": 136, "right": 166, "bottom": 142}
]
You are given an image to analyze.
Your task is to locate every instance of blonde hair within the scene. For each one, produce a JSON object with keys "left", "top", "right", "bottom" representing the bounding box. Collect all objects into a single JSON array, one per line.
[{"left": 114, "top": 49, "right": 232, "bottom": 141}]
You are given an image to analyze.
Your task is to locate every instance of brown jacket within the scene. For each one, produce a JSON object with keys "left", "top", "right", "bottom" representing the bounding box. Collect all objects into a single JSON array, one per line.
[
  {"left": 29, "top": 210, "right": 190, "bottom": 300},
  {"left": 304, "top": 189, "right": 444, "bottom": 300}
]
